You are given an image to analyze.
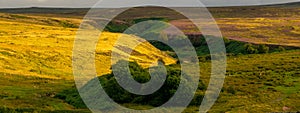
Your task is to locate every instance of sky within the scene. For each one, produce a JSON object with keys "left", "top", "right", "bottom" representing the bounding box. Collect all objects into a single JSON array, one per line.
[{"left": 0, "top": 0, "right": 299, "bottom": 8}]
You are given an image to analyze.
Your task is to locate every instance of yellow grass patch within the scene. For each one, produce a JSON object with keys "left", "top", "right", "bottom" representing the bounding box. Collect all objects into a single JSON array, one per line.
[{"left": 0, "top": 13, "right": 176, "bottom": 79}]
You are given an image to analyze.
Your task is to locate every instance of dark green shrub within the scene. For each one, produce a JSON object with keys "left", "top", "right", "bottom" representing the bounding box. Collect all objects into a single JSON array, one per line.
[
  {"left": 190, "top": 92, "right": 204, "bottom": 106},
  {"left": 148, "top": 41, "right": 173, "bottom": 51},
  {"left": 104, "top": 17, "right": 168, "bottom": 33},
  {"left": 198, "top": 56, "right": 207, "bottom": 62},
  {"left": 104, "top": 21, "right": 129, "bottom": 33},
  {"left": 244, "top": 44, "right": 258, "bottom": 54},
  {"left": 278, "top": 46, "right": 286, "bottom": 51},
  {"left": 55, "top": 88, "right": 86, "bottom": 108},
  {"left": 132, "top": 18, "right": 168, "bottom": 24},
  {"left": 258, "top": 45, "right": 269, "bottom": 53},
  {"left": 198, "top": 80, "right": 207, "bottom": 90}
]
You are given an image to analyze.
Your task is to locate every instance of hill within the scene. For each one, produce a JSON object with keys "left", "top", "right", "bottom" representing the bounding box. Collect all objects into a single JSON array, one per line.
[
  {"left": 265, "top": 1, "right": 300, "bottom": 7},
  {"left": 0, "top": 13, "right": 176, "bottom": 111},
  {"left": 0, "top": 5, "right": 299, "bottom": 48},
  {"left": 0, "top": 13, "right": 176, "bottom": 78},
  {"left": 0, "top": 4, "right": 300, "bottom": 112}
]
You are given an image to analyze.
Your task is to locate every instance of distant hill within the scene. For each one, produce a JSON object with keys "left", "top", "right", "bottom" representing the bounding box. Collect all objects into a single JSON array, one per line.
[
  {"left": 0, "top": 7, "right": 89, "bottom": 18},
  {"left": 0, "top": 1, "right": 300, "bottom": 17},
  {"left": 0, "top": 2, "right": 299, "bottom": 48},
  {"left": 265, "top": 1, "right": 300, "bottom": 7}
]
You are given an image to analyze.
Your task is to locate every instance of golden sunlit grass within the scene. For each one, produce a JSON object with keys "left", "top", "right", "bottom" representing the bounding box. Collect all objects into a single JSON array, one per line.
[
  {"left": 0, "top": 17, "right": 75, "bottom": 79},
  {"left": 0, "top": 13, "right": 175, "bottom": 80}
]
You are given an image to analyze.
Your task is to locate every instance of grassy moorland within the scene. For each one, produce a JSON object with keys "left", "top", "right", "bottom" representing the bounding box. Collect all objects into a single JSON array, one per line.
[
  {"left": 53, "top": 49, "right": 300, "bottom": 113},
  {"left": 0, "top": 13, "right": 175, "bottom": 112},
  {"left": 0, "top": 5, "right": 299, "bottom": 47},
  {"left": 170, "top": 16, "right": 300, "bottom": 47},
  {"left": 0, "top": 3, "right": 300, "bottom": 113},
  {"left": 199, "top": 50, "right": 300, "bottom": 112}
]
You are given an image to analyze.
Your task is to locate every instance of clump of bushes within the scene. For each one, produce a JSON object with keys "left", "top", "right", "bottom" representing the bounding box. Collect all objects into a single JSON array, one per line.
[
  {"left": 195, "top": 37, "right": 275, "bottom": 56},
  {"left": 244, "top": 44, "right": 258, "bottom": 54},
  {"left": 104, "top": 21, "right": 130, "bottom": 33},
  {"left": 104, "top": 17, "right": 168, "bottom": 33},
  {"left": 55, "top": 88, "right": 87, "bottom": 108},
  {"left": 244, "top": 44, "right": 269, "bottom": 54},
  {"left": 258, "top": 45, "right": 269, "bottom": 53},
  {"left": 56, "top": 60, "right": 207, "bottom": 109},
  {"left": 278, "top": 46, "right": 286, "bottom": 51},
  {"left": 148, "top": 41, "right": 173, "bottom": 51}
]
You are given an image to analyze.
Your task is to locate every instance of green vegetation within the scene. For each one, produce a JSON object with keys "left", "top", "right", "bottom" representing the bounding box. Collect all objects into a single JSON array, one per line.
[
  {"left": 57, "top": 60, "right": 206, "bottom": 109},
  {"left": 58, "top": 20, "right": 78, "bottom": 28},
  {"left": 148, "top": 41, "right": 173, "bottom": 51},
  {"left": 104, "top": 21, "right": 130, "bottom": 33},
  {"left": 0, "top": 72, "right": 79, "bottom": 112},
  {"left": 132, "top": 17, "right": 168, "bottom": 24},
  {"left": 195, "top": 37, "right": 293, "bottom": 56},
  {"left": 0, "top": 107, "right": 90, "bottom": 113},
  {"left": 244, "top": 43, "right": 272, "bottom": 54},
  {"left": 244, "top": 44, "right": 259, "bottom": 54},
  {"left": 258, "top": 44, "right": 270, "bottom": 53},
  {"left": 9, "top": 14, "right": 31, "bottom": 19},
  {"left": 55, "top": 50, "right": 300, "bottom": 112},
  {"left": 209, "top": 50, "right": 300, "bottom": 112},
  {"left": 104, "top": 17, "right": 168, "bottom": 33}
]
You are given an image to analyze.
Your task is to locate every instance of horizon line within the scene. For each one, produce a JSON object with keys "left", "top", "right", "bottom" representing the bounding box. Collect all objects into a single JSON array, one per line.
[{"left": 0, "top": 1, "right": 299, "bottom": 9}]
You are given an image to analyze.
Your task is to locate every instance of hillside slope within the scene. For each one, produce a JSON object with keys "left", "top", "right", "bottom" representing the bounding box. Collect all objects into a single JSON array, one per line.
[
  {"left": 1, "top": 6, "right": 300, "bottom": 47},
  {"left": 0, "top": 13, "right": 176, "bottom": 111},
  {"left": 0, "top": 13, "right": 176, "bottom": 79}
]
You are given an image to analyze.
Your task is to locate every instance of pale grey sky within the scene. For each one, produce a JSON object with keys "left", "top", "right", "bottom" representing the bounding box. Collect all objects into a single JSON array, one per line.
[{"left": 0, "top": 0, "right": 299, "bottom": 8}]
